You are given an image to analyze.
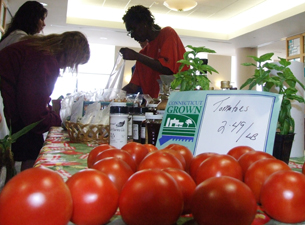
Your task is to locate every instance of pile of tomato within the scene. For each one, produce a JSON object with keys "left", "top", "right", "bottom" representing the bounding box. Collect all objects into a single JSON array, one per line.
[{"left": 1, "top": 143, "right": 305, "bottom": 225}]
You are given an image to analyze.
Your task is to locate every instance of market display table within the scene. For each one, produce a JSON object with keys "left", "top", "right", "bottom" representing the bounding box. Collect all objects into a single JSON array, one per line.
[{"left": 34, "top": 127, "right": 305, "bottom": 225}]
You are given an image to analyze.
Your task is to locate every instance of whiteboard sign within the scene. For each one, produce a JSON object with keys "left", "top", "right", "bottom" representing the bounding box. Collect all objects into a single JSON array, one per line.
[{"left": 155, "top": 90, "right": 282, "bottom": 155}]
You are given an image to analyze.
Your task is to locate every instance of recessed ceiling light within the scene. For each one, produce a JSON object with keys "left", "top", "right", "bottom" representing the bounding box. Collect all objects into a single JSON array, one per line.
[{"left": 100, "top": 37, "right": 107, "bottom": 40}]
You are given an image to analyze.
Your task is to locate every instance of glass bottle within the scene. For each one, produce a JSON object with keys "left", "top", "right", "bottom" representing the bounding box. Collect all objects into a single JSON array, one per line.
[{"left": 145, "top": 113, "right": 163, "bottom": 146}]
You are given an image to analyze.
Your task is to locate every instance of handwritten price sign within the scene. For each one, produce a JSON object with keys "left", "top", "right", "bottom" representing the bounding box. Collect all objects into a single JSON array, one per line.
[
  {"left": 156, "top": 90, "right": 282, "bottom": 156},
  {"left": 217, "top": 120, "right": 257, "bottom": 142}
]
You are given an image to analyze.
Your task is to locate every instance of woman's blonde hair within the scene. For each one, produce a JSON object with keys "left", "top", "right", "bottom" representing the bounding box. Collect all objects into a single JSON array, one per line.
[{"left": 21, "top": 31, "right": 90, "bottom": 71}]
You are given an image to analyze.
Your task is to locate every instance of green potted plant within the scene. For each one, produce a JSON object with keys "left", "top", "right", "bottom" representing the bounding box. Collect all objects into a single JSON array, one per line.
[
  {"left": 171, "top": 45, "right": 219, "bottom": 91},
  {"left": 240, "top": 52, "right": 305, "bottom": 163}
]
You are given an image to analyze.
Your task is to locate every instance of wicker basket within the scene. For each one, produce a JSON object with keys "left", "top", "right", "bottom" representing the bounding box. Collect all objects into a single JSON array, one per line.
[{"left": 65, "top": 121, "right": 109, "bottom": 144}]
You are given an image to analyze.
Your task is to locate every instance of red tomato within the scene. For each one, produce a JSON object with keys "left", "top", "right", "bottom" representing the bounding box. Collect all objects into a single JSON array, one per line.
[
  {"left": 87, "top": 144, "right": 116, "bottom": 168},
  {"left": 66, "top": 169, "right": 119, "bottom": 225},
  {"left": 227, "top": 145, "right": 255, "bottom": 160},
  {"left": 121, "top": 142, "right": 149, "bottom": 166},
  {"left": 162, "top": 168, "right": 196, "bottom": 215},
  {"left": 244, "top": 158, "right": 291, "bottom": 203},
  {"left": 0, "top": 167, "right": 72, "bottom": 225},
  {"left": 119, "top": 169, "right": 183, "bottom": 225},
  {"left": 191, "top": 176, "right": 257, "bottom": 225},
  {"left": 238, "top": 151, "right": 275, "bottom": 178},
  {"left": 143, "top": 143, "right": 158, "bottom": 153},
  {"left": 138, "top": 151, "right": 183, "bottom": 171},
  {"left": 94, "top": 149, "right": 137, "bottom": 172},
  {"left": 92, "top": 157, "right": 134, "bottom": 193},
  {"left": 189, "top": 152, "right": 218, "bottom": 180},
  {"left": 160, "top": 148, "right": 186, "bottom": 170},
  {"left": 166, "top": 144, "right": 193, "bottom": 172},
  {"left": 195, "top": 154, "right": 243, "bottom": 185},
  {"left": 260, "top": 170, "right": 305, "bottom": 223}
]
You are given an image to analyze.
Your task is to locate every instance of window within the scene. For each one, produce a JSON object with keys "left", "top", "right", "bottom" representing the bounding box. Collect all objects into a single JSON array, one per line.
[{"left": 51, "top": 44, "right": 115, "bottom": 99}]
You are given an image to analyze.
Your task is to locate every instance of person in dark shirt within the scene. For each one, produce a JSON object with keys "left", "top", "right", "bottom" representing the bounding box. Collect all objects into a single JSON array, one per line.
[{"left": 0, "top": 31, "right": 90, "bottom": 170}]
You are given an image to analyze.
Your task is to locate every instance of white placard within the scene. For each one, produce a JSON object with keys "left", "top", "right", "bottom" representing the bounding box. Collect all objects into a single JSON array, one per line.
[{"left": 156, "top": 90, "right": 282, "bottom": 155}]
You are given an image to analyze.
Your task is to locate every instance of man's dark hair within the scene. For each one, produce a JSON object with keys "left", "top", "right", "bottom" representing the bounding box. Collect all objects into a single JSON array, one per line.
[{"left": 122, "top": 5, "right": 155, "bottom": 31}]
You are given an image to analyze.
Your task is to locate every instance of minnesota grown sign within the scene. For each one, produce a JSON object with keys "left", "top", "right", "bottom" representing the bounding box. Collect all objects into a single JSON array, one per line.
[{"left": 156, "top": 90, "right": 282, "bottom": 155}]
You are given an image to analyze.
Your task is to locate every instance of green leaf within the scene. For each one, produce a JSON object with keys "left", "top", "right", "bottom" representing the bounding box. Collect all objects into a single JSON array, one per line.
[
  {"left": 180, "top": 79, "right": 187, "bottom": 91},
  {"left": 257, "top": 53, "right": 274, "bottom": 62},
  {"left": 240, "top": 78, "right": 255, "bottom": 90},
  {"left": 278, "top": 57, "right": 291, "bottom": 67},
  {"left": 185, "top": 45, "right": 216, "bottom": 54},
  {"left": 241, "top": 62, "right": 256, "bottom": 67},
  {"left": 10, "top": 120, "right": 42, "bottom": 144},
  {"left": 197, "top": 75, "right": 211, "bottom": 90},
  {"left": 171, "top": 78, "right": 181, "bottom": 90}
]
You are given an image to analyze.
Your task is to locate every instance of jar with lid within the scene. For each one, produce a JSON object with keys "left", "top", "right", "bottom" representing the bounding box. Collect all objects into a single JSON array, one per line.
[
  {"left": 221, "top": 81, "right": 230, "bottom": 90},
  {"left": 147, "top": 104, "right": 158, "bottom": 114},
  {"left": 133, "top": 107, "right": 148, "bottom": 115},
  {"left": 145, "top": 113, "right": 163, "bottom": 146},
  {"left": 132, "top": 115, "right": 146, "bottom": 144},
  {"left": 140, "top": 112, "right": 152, "bottom": 145},
  {"left": 109, "top": 102, "right": 128, "bottom": 149}
]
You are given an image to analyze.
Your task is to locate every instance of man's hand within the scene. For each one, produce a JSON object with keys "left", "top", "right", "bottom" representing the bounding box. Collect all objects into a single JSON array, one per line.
[{"left": 120, "top": 48, "right": 138, "bottom": 60}]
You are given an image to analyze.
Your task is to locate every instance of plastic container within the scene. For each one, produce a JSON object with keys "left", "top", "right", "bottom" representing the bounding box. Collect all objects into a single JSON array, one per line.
[{"left": 109, "top": 103, "right": 128, "bottom": 148}]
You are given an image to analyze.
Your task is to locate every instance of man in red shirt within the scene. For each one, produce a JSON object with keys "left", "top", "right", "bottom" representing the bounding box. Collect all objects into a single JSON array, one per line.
[{"left": 120, "top": 5, "right": 186, "bottom": 98}]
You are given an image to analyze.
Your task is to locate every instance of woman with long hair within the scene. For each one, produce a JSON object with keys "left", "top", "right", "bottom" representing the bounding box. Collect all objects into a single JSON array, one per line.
[
  {"left": 0, "top": 31, "right": 90, "bottom": 170},
  {"left": 0, "top": 1, "right": 47, "bottom": 50},
  {"left": 0, "top": 1, "right": 48, "bottom": 143}
]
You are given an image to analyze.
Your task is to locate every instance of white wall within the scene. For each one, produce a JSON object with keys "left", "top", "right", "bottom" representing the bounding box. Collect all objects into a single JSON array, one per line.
[{"left": 208, "top": 54, "right": 232, "bottom": 90}]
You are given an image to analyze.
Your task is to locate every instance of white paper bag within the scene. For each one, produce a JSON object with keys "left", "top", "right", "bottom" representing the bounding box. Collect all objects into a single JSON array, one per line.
[{"left": 105, "top": 53, "right": 125, "bottom": 89}]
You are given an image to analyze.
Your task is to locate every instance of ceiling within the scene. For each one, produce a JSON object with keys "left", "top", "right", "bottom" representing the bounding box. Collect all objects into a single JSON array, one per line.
[{"left": 5, "top": 0, "right": 305, "bottom": 58}]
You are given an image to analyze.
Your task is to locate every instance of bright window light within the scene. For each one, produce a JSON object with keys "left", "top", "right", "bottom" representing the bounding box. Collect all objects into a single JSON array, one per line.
[{"left": 51, "top": 44, "right": 115, "bottom": 100}]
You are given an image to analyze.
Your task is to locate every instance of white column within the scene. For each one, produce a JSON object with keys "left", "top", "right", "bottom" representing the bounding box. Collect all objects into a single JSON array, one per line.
[
  {"left": 289, "top": 61, "right": 304, "bottom": 157},
  {"left": 234, "top": 48, "right": 257, "bottom": 89}
]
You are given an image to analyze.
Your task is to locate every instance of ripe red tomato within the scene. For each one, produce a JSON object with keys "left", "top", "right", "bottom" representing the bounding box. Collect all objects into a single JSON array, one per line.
[
  {"left": 0, "top": 167, "right": 72, "bottom": 225},
  {"left": 94, "top": 148, "right": 137, "bottom": 172},
  {"left": 92, "top": 157, "right": 134, "bottom": 193},
  {"left": 87, "top": 144, "right": 116, "bottom": 168},
  {"left": 238, "top": 150, "right": 275, "bottom": 178},
  {"left": 162, "top": 168, "right": 196, "bottom": 215},
  {"left": 143, "top": 143, "right": 158, "bottom": 153},
  {"left": 160, "top": 148, "right": 186, "bottom": 170},
  {"left": 138, "top": 151, "right": 183, "bottom": 171},
  {"left": 191, "top": 176, "right": 257, "bottom": 225},
  {"left": 119, "top": 169, "right": 183, "bottom": 225},
  {"left": 260, "top": 170, "right": 305, "bottom": 223},
  {"left": 244, "top": 158, "right": 291, "bottom": 203},
  {"left": 166, "top": 143, "right": 193, "bottom": 172},
  {"left": 189, "top": 152, "right": 218, "bottom": 180},
  {"left": 66, "top": 169, "right": 119, "bottom": 225},
  {"left": 121, "top": 142, "right": 149, "bottom": 166},
  {"left": 227, "top": 145, "right": 255, "bottom": 160},
  {"left": 195, "top": 154, "right": 243, "bottom": 185}
]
